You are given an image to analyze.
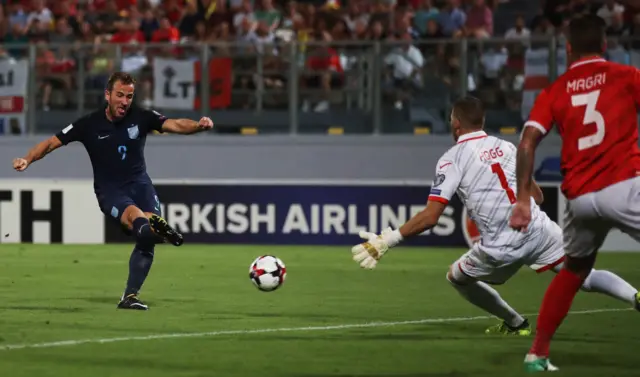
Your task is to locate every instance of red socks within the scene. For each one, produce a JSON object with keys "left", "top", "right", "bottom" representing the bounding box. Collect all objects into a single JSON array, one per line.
[{"left": 530, "top": 268, "right": 584, "bottom": 357}]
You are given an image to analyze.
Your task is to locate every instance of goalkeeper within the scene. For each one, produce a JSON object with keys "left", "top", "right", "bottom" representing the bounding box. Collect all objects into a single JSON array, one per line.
[{"left": 351, "top": 97, "right": 639, "bottom": 336}]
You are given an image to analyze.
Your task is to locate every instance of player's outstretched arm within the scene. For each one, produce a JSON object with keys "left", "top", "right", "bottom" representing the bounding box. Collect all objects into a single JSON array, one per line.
[
  {"left": 13, "top": 135, "right": 63, "bottom": 172},
  {"left": 161, "top": 117, "right": 213, "bottom": 134},
  {"left": 351, "top": 200, "right": 446, "bottom": 269}
]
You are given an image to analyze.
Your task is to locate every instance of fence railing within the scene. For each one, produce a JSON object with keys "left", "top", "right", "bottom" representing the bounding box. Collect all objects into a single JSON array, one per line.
[{"left": 1, "top": 36, "right": 636, "bottom": 135}]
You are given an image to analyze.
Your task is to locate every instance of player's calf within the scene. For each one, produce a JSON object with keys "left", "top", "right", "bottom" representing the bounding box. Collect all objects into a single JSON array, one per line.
[{"left": 131, "top": 216, "right": 158, "bottom": 248}]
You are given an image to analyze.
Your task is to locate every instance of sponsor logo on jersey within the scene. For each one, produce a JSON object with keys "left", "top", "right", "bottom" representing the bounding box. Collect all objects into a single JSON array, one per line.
[{"left": 461, "top": 209, "right": 481, "bottom": 248}]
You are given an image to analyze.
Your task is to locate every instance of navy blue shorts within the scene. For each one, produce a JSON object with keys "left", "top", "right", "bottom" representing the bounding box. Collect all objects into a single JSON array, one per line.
[{"left": 97, "top": 182, "right": 161, "bottom": 224}]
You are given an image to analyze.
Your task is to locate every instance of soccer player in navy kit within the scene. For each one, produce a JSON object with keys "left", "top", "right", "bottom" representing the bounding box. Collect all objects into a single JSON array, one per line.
[{"left": 12, "top": 72, "right": 213, "bottom": 310}]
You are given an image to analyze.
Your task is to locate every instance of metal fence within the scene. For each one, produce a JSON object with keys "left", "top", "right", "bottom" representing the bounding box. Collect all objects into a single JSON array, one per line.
[{"left": 2, "top": 36, "right": 637, "bottom": 135}]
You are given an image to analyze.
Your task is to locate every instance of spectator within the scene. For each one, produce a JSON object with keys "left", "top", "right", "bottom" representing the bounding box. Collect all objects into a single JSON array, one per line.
[
  {"left": 544, "top": 0, "right": 569, "bottom": 28},
  {"left": 50, "top": 0, "right": 78, "bottom": 18},
  {"left": 394, "top": 9, "right": 419, "bottom": 39},
  {"left": 49, "top": 17, "right": 75, "bottom": 45},
  {"left": 465, "top": 0, "right": 492, "bottom": 38},
  {"left": 86, "top": 43, "right": 116, "bottom": 104},
  {"left": 570, "top": 0, "right": 593, "bottom": 17},
  {"left": 439, "top": 0, "right": 465, "bottom": 37},
  {"left": 210, "top": 21, "right": 233, "bottom": 55},
  {"left": 229, "top": 0, "right": 249, "bottom": 13},
  {"left": 532, "top": 16, "right": 554, "bottom": 37},
  {"left": 57, "top": 2, "right": 82, "bottom": 37},
  {"left": 151, "top": 17, "right": 180, "bottom": 43},
  {"left": 236, "top": 14, "right": 255, "bottom": 42},
  {"left": 422, "top": 18, "right": 444, "bottom": 40},
  {"left": 384, "top": 31, "right": 424, "bottom": 110},
  {"left": 421, "top": 18, "right": 445, "bottom": 61},
  {"left": 4, "top": 22, "right": 29, "bottom": 58},
  {"left": 197, "top": 0, "right": 218, "bottom": 20},
  {"left": 140, "top": 9, "right": 159, "bottom": 41},
  {"left": 413, "top": 0, "right": 439, "bottom": 36},
  {"left": 331, "top": 19, "right": 349, "bottom": 41},
  {"left": 344, "top": 1, "right": 369, "bottom": 34},
  {"left": 8, "top": 2, "right": 28, "bottom": 33},
  {"left": 162, "top": 0, "right": 183, "bottom": 24},
  {"left": 367, "top": 19, "right": 387, "bottom": 40},
  {"left": 302, "top": 30, "right": 344, "bottom": 112},
  {"left": 606, "top": 11, "right": 628, "bottom": 37},
  {"left": 244, "top": 20, "right": 277, "bottom": 55},
  {"left": 36, "top": 41, "right": 75, "bottom": 111},
  {"left": 178, "top": 0, "right": 203, "bottom": 38},
  {"left": 200, "top": 0, "right": 229, "bottom": 31},
  {"left": 255, "top": 0, "right": 281, "bottom": 31},
  {"left": 192, "top": 20, "right": 209, "bottom": 42},
  {"left": 233, "top": 0, "right": 256, "bottom": 36},
  {"left": 352, "top": 18, "right": 368, "bottom": 39},
  {"left": 598, "top": 0, "right": 625, "bottom": 27},
  {"left": 280, "top": 0, "right": 302, "bottom": 30},
  {"left": 26, "top": 19, "right": 49, "bottom": 42},
  {"left": 504, "top": 14, "right": 530, "bottom": 42},
  {"left": 96, "top": 0, "right": 123, "bottom": 34},
  {"left": 26, "top": 0, "right": 53, "bottom": 32},
  {"left": 110, "top": 18, "right": 145, "bottom": 57}
]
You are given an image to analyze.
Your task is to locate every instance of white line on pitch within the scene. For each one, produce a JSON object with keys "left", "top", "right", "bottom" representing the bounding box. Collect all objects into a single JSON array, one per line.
[{"left": 0, "top": 307, "right": 631, "bottom": 351}]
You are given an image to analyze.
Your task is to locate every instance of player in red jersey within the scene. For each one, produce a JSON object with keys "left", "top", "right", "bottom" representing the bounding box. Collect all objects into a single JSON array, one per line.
[{"left": 510, "top": 14, "right": 640, "bottom": 372}]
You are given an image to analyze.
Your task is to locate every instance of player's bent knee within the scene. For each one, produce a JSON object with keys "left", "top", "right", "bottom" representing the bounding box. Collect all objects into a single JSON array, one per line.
[
  {"left": 564, "top": 254, "right": 596, "bottom": 279},
  {"left": 122, "top": 205, "right": 146, "bottom": 229},
  {"left": 580, "top": 269, "right": 596, "bottom": 292},
  {"left": 447, "top": 266, "right": 472, "bottom": 286}
]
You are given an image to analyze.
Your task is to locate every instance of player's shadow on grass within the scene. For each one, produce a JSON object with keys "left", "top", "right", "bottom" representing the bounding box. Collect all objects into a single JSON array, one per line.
[
  {"left": 0, "top": 305, "right": 84, "bottom": 313},
  {"left": 240, "top": 312, "right": 346, "bottom": 320},
  {"left": 71, "top": 296, "right": 119, "bottom": 305}
]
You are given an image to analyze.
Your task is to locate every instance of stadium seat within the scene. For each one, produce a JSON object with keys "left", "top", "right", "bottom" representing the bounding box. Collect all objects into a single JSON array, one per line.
[{"left": 535, "top": 157, "right": 562, "bottom": 182}]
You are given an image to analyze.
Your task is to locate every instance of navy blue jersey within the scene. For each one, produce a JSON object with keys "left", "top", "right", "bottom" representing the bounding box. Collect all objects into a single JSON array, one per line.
[{"left": 56, "top": 106, "right": 167, "bottom": 193}]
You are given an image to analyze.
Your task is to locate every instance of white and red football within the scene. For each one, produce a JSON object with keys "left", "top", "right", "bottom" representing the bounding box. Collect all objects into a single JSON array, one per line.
[{"left": 249, "top": 255, "right": 287, "bottom": 292}]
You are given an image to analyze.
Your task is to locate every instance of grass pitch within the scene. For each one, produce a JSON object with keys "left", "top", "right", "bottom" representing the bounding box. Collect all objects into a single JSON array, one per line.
[{"left": 0, "top": 245, "right": 639, "bottom": 377}]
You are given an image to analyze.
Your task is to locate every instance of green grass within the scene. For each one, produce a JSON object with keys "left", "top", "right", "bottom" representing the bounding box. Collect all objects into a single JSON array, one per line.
[{"left": 0, "top": 245, "right": 639, "bottom": 377}]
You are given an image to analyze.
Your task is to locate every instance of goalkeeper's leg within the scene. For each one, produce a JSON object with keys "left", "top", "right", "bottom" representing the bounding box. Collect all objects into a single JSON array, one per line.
[{"left": 447, "top": 258, "right": 530, "bottom": 335}]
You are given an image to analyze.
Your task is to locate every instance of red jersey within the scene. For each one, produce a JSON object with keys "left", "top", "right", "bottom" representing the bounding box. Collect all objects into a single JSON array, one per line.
[{"left": 525, "top": 56, "right": 640, "bottom": 199}]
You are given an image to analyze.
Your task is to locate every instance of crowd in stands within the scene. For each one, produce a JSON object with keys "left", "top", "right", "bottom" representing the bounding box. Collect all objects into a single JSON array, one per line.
[{"left": 0, "top": 0, "right": 638, "bottom": 112}]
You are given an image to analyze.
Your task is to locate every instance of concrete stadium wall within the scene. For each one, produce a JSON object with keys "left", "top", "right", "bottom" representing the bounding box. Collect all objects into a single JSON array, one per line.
[{"left": 0, "top": 134, "right": 563, "bottom": 180}]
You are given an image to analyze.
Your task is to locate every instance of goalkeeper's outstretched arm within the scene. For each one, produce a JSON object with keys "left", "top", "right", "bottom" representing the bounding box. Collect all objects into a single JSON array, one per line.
[
  {"left": 399, "top": 199, "right": 448, "bottom": 238},
  {"left": 351, "top": 199, "right": 448, "bottom": 269}
]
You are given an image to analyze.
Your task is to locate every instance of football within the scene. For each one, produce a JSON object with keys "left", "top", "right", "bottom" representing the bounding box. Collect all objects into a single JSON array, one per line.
[{"left": 249, "top": 255, "right": 287, "bottom": 292}]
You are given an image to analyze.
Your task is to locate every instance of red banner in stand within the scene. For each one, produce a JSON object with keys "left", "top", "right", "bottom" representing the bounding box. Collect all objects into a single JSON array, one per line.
[{"left": 194, "top": 58, "right": 232, "bottom": 109}]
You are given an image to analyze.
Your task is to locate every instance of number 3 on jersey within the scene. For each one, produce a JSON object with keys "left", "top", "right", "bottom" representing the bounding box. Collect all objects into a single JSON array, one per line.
[
  {"left": 571, "top": 90, "right": 605, "bottom": 151},
  {"left": 491, "top": 163, "right": 516, "bottom": 204}
]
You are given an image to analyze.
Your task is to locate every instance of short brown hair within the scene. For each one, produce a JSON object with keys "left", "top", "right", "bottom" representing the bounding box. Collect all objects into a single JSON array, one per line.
[
  {"left": 107, "top": 72, "right": 136, "bottom": 92},
  {"left": 569, "top": 14, "right": 606, "bottom": 56},
  {"left": 452, "top": 96, "right": 485, "bottom": 129}
]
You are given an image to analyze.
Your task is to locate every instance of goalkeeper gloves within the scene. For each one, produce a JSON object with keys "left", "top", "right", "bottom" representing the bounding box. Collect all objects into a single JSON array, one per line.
[{"left": 351, "top": 227, "right": 403, "bottom": 269}]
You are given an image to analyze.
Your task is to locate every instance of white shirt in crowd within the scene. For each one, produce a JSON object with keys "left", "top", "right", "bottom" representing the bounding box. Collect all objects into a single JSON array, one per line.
[
  {"left": 384, "top": 46, "right": 424, "bottom": 82},
  {"left": 597, "top": 2, "right": 625, "bottom": 27}
]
